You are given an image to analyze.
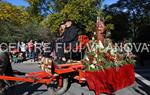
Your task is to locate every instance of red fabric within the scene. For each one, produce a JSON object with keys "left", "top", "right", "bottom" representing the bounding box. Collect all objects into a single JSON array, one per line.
[{"left": 84, "top": 64, "right": 135, "bottom": 95}]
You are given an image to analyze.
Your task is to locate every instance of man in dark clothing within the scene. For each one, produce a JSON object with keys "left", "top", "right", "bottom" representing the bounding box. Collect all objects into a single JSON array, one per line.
[
  {"left": 63, "top": 20, "right": 78, "bottom": 48},
  {"left": 55, "top": 20, "right": 78, "bottom": 64}
]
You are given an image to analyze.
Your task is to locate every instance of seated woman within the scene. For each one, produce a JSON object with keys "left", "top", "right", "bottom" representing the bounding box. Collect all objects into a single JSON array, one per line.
[{"left": 50, "top": 22, "right": 66, "bottom": 63}]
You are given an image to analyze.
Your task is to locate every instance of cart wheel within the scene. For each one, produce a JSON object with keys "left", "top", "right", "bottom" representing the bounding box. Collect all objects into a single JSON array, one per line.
[{"left": 50, "top": 77, "right": 69, "bottom": 95}]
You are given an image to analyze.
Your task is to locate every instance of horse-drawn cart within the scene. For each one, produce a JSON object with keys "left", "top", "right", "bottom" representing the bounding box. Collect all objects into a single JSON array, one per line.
[{"left": 0, "top": 60, "right": 135, "bottom": 95}]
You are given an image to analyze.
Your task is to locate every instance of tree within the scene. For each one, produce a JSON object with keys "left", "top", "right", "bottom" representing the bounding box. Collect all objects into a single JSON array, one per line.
[
  {"left": 0, "top": 1, "right": 52, "bottom": 42},
  {"left": 41, "top": 0, "right": 104, "bottom": 33},
  {"left": 26, "top": 0, "right": 70, "bottom": 15},
  {"left": 104, "top": 8, "right": 129, "bottom": 41},
  {"left": 0, "top": 2, "right": 30, "bottom": 25},
  {"left": 0, "top": 1, "right": 58, "bottom": 42},
  {"left": 25, "top": 0, "right": 68, "bottom": 22},
  {"left": 0, "top": 0, "right": 114, "bottom": 42},
  {"left": 26, "top": 0, "right": 113, "bottom": 35},
  {"left": 105, "top": 0, "right": 150, "bottom": 41},
  {"left": 0, "top": 1, "right": 30, "bottom": 42}
]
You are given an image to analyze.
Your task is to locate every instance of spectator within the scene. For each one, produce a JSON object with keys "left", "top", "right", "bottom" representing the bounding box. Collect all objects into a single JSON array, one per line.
[
  {"left": 20, "top": 42, "right": 26, "bottom": 61},
  {"left": 11, "top": 48, "right": 19, "bottom": 64},
  {"left": 27, "top": 40, "right": 34, "bottom": 61},
  {"left": 34, "top": 41, "right": 39, "bottom": 61},
  {"left": 17, "top": 41, "right": 21, "bottom": 51}
]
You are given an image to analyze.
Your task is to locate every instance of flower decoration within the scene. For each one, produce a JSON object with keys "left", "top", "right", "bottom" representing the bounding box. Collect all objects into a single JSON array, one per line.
[{"left": 82, "top": 38, "right": 135, "bottom": 71}]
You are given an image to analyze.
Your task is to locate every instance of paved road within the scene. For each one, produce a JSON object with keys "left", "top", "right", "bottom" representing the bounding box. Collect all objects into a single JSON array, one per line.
[{"left": 5, "top": 61, "right": 150, "bottom": 95}]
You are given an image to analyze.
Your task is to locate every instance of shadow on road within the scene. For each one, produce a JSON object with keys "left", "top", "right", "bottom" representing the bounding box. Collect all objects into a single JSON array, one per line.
[{"left": 5, "top": 82, "right": 47, "bottom": 95}]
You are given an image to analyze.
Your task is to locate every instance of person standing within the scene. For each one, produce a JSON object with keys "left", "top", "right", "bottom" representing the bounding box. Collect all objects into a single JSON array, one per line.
[
  {"left": 20, "top": 42, "right": 26, "bottom": 61},
  {"left": 17, "top": 41, "right": 21, "bottom": 51},
  {"left": 27, "top": 40, "right": 34, "bottom": 61}
]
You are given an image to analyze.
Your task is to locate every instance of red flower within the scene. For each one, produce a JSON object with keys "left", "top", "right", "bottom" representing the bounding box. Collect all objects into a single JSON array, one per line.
[
  {"left": 99, "top": 61, "right": 104, "bottom": 66},
  {"left": 97, "top": 50, "right": 101, "bottom": 55},
  {"left": 105, "top": 52, "right": 110, "bottom": 59},
  {"left": 96, "top": 61, "right": 104, "bottom": 67},
  {"left": 89, "top": 54, "right": 94, "bottom": 63},
  {"left": 105, "top": 53, "right": 115, "bottom": 62},
  {"left": 109, "top": 56, "right": 115, "bottom": 62}
]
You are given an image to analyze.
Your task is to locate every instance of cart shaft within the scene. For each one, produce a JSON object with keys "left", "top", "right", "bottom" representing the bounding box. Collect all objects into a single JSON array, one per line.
[{"left": 0, "top": 75, "right": 56, "bottom": 85}]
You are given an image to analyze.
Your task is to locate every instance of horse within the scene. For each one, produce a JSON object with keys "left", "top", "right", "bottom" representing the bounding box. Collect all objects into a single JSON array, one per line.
[{"left": 0, "top": 52, "right": 14, "bottom": 95}]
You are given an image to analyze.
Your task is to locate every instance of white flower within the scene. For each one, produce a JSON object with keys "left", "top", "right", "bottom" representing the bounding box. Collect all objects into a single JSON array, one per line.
[
  {"left": 84, "top": 55, "right": 89, "bottom": 61},
  {"left": 97, "top": 40, "right": 104, "bottom": 48},
  {"left": 90, "top": 64, "right": 95, "bottom": 69},
  {"left": 92, "top": 37, "right": 95, "bottom": 40},
  {"left": 110, "top": 49, "right": 116, "bottom": 56},
  {"left": 92, "top": 47, "right": 96, "bottom": 52},
  {"left": 94, "top": 32, "right": 96, "bottom": 35},
  {"left": 93, "top": 59, "right": 97, "bottom": 64},
  {"left": 95, "top": 54, "right": 98, "bottom": 58},
  {"left": 91, "top": 43, "right": 95, "bottom": 49}
]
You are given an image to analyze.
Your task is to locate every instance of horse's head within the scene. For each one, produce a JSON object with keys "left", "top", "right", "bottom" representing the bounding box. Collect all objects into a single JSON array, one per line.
[{"left": 0, "top": 52, "right": 13, "bottom": 76}]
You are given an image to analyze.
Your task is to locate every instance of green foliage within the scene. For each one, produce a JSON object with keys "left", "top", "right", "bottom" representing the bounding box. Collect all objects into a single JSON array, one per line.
[
  {"left": 0, "top": 1, "right": 54, "bottom": 42},
  {"left": 0, "top": 0, "right": 114, "bottom": 42},
  {"left": 26, "top": 0, "right": 67, "bottom": 15},
  {"left": 0, "top": 2, "right": 30, "bottom": 25},
  {"left": 0, "top": 2, "right": 29, "bottom": 42},
  {"left": 41, "top": 0, "right": 102, "bottom": 33},
  {"left": 26, "top": 0, "right": 44, "bottom": 22},
  {"left": 41, "top": 13, "right": 65, "bottom": 32},
  {"left": 61, "top": 0, "right": 98, "bottom": 25}
]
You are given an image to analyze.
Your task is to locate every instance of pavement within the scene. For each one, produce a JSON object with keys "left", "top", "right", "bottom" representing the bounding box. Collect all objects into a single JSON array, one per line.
[{"left": 5, "top": 60, "right": 150, "bottom": 95}]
